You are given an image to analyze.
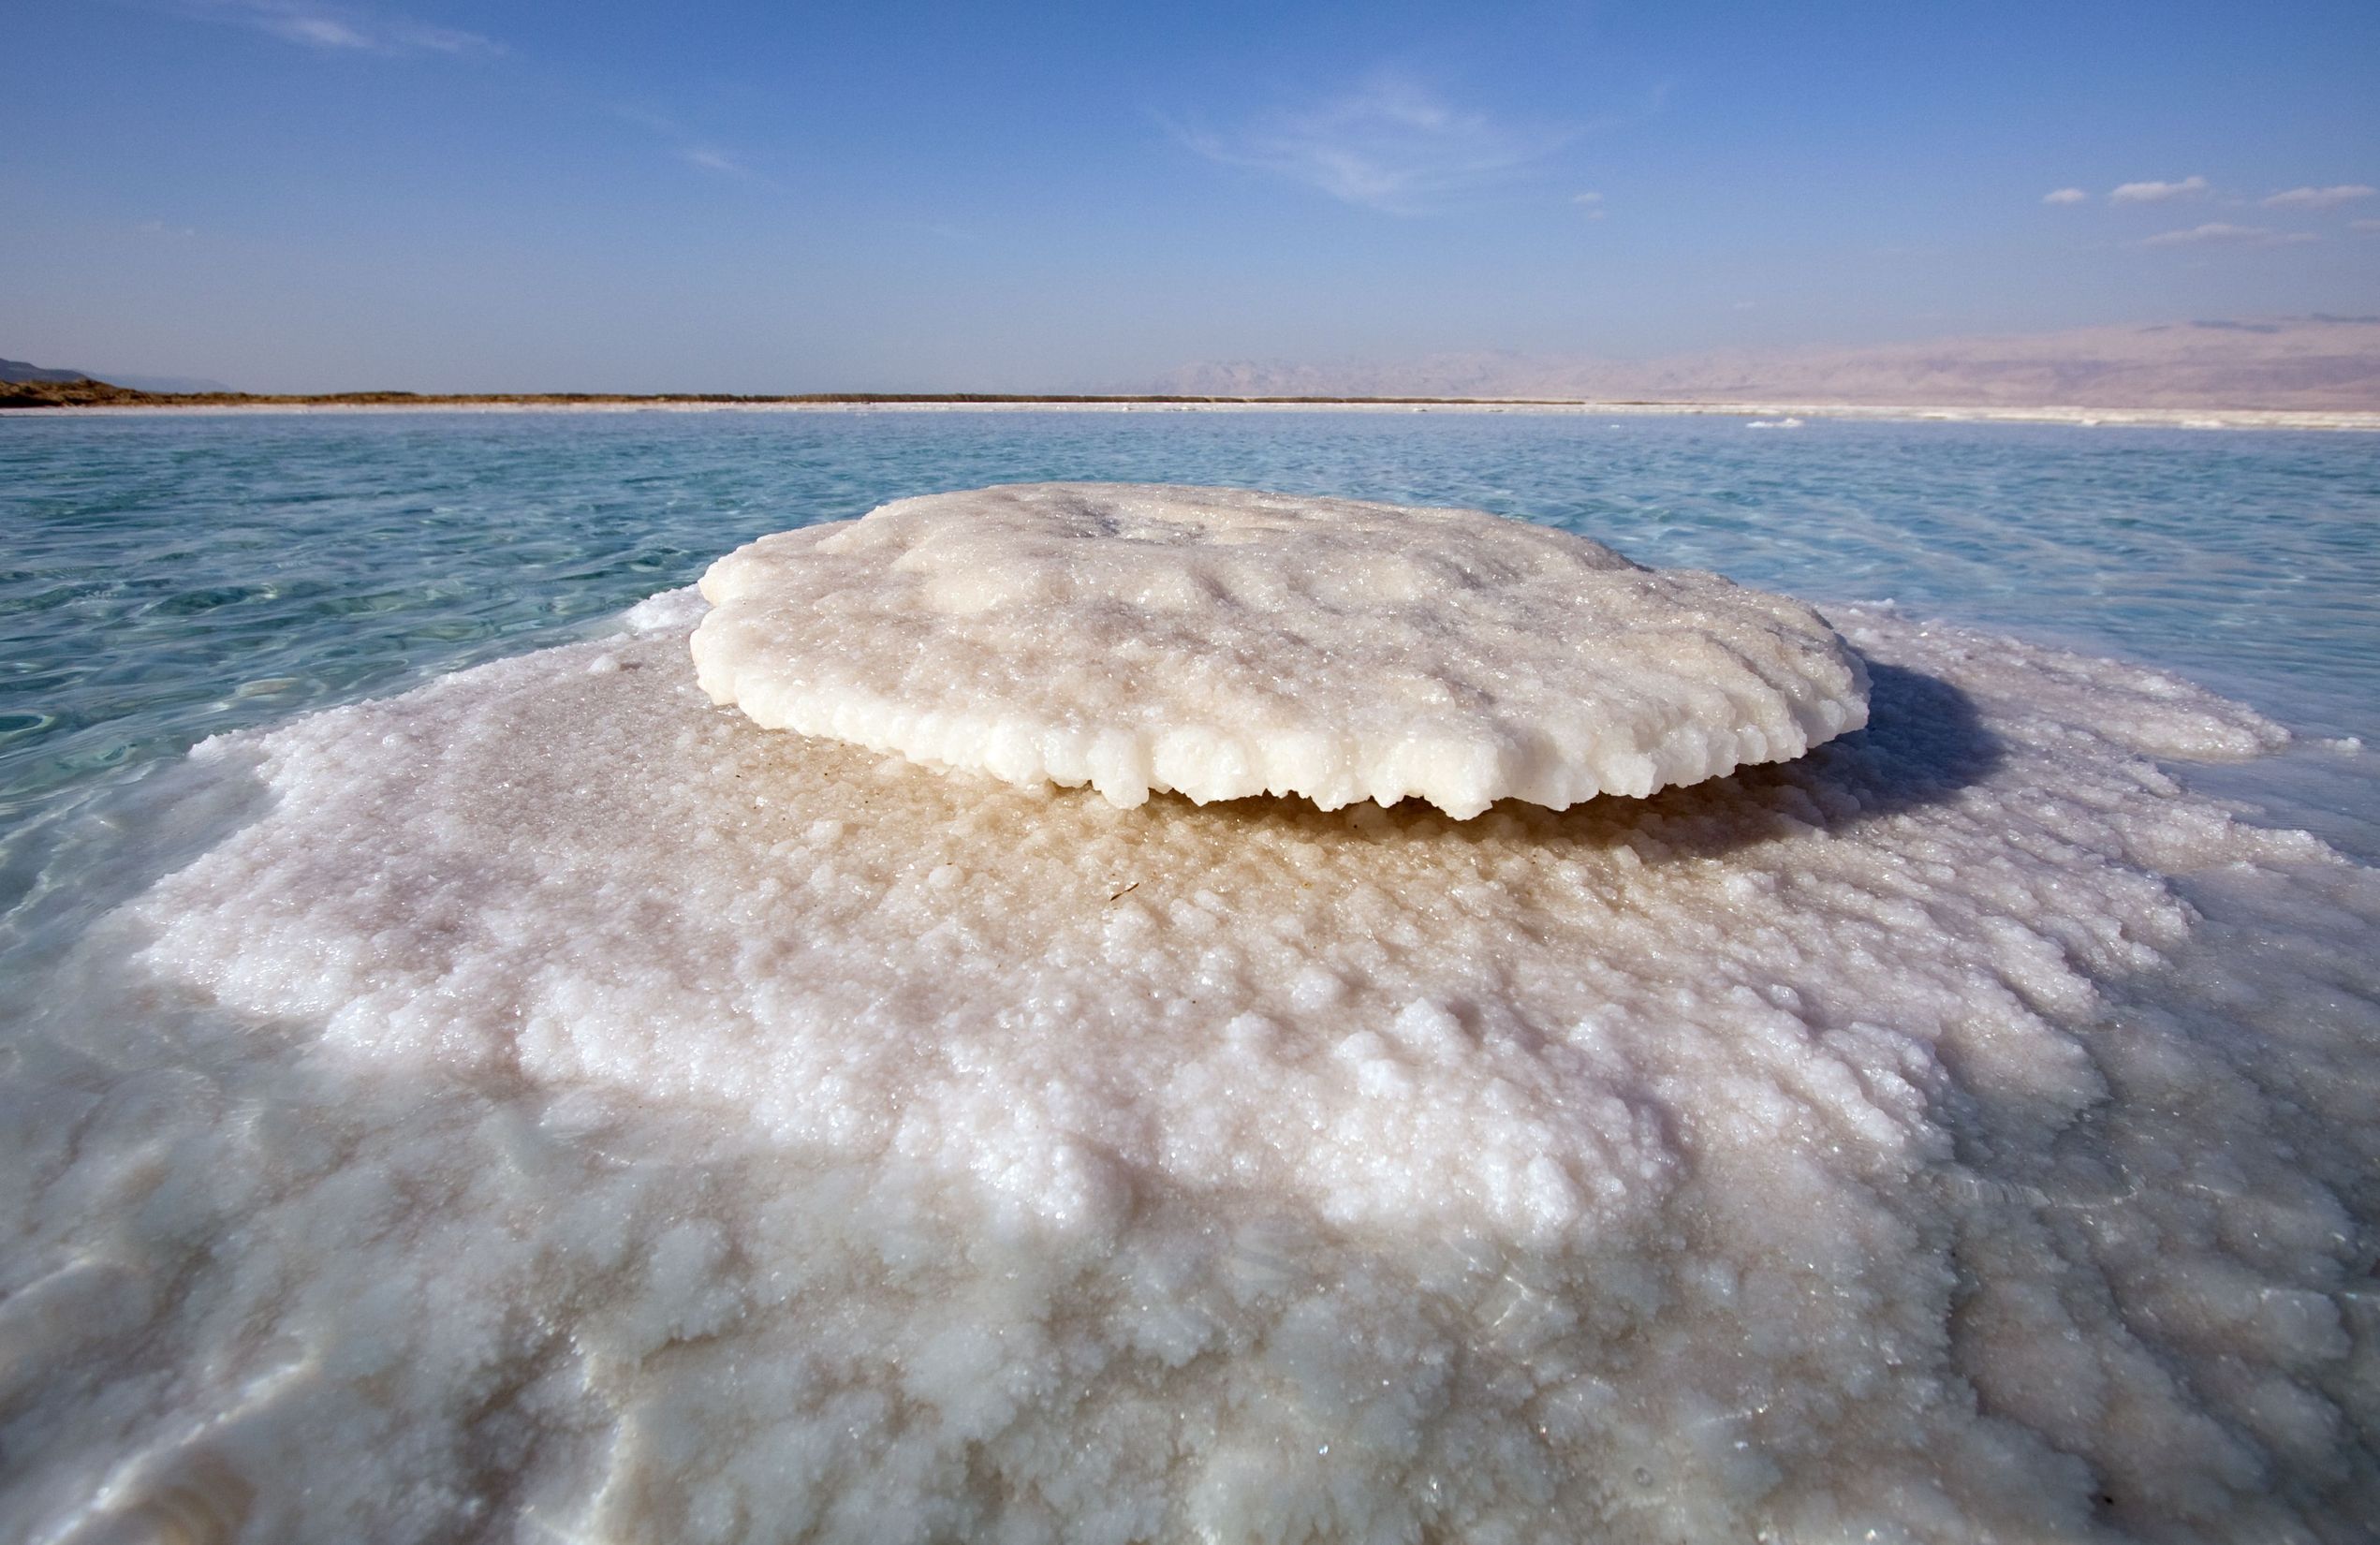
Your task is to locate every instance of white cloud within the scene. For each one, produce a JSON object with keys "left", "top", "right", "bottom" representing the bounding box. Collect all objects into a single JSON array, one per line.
[
  {"left": 610, "top": 107, "right": 771, "bottom": 186},
  {"left": 276, "top": 13, "right": 371, "bottom": 46},
  {"left": 2110, "top": 175, "right": 2209, "bottom": 204},
  {"left": 1572, "top": 191, "right": 1606, "bottom": 219},
  {"left": 2261, "top": 184, "right": 2376, "bottom": 210},
  {"left": 185, "top": 0, "right": 498, "bottom": 54},
  {"left": 2142, "top": 223, "right": 2316, "bottom": 247},
  {"left": 2042, "top": 187, "right": 2088, "bottom": 206},
  {"left": 2352, "top": 219, "right": 2380, "bottom": 233},
  {"left": 1174, "top": 72, "right": 1568, "bottom": 214}
]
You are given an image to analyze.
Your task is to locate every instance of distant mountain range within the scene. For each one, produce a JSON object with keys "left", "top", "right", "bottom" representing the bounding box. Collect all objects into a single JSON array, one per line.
[
  {"left": 0, "top": 358, "right": 234, "bottom": 393},
  {"left": 1152, "top": 316, "right": 2380, "bottom": 411},
  {"left": 105, "top": 372, "right": 239, "bottom": 393},
  {"left": 12, "top": 316, "right": 2380, "bottom": 410}
]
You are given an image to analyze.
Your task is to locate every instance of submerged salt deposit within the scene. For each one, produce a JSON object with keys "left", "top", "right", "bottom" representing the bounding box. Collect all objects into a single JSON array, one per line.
[
  {"left": 7, "top": 579, "right": 2373, "bottom": 1545},
  {"left": 691, "top": 484, "right": 1869, "bottom": 817}
]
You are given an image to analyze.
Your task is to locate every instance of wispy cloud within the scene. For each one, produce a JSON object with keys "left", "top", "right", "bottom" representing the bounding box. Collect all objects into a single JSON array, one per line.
[
  {"left": 2110, "top": 175, "right": 2208, "bottom": 204},
  {"left": 2352, "top": 219, "right": 2380, "bottom": 234},
  {"left": 2143, "top": 222, "right": 2316, "bottom": 247},
  {"left": 2042, "top": 187, "right": 2088, "bottom": 206},
  {"left": 1572, "top": 191, "right": 1607, "bottom": 219},
  {"left": 1172, "top": 73, "right": 1569, "bottom": 214},
  {"left": 181, "top": 0, "right": 498, "bottom": 55},
  {"left": 2261, "top": 184, "right": 2375, "bottom": 210},
  {"left": 611, "top": 106, "right": 775, "bottom": 188}
]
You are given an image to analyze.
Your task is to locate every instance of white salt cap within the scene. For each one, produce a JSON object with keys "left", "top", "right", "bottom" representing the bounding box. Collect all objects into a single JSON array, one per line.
[{"left": 690, "top": 483, "right": 1869, "bottom": 818}]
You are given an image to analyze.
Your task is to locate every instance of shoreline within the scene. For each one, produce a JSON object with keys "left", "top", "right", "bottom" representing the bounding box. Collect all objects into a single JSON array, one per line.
[{"left": 7, "top": 395, "right": 2378, "bottom": 433}]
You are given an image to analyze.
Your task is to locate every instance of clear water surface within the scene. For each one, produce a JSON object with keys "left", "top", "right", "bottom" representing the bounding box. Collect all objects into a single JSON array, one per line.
[
  {"left": 4, "top": 409, "right": 2375, "bottom": 878},
  {"left": 2, "top": 408, "right": 2377, "bottom": 1544}
]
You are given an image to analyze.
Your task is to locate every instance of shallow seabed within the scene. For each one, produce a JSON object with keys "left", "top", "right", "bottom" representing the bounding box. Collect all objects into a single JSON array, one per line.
[{"left": 1, "top": 412, "right": 2376, "bottom": 1543}]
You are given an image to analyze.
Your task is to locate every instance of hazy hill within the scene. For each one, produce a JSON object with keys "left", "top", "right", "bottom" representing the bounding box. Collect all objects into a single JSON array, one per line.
[
  {"left": 1, "top": 358, "right": 237, "bottom": 393},
  {"left": 0, "top": 358, "right": 93, "bottom": 384},
  {"left": 1156, "top": 316, "right": 2380, "bottom": 411}
]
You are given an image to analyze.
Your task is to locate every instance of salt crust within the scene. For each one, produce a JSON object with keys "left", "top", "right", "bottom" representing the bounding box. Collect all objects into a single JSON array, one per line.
[
  {"left": 690, "top": 484, "right": 1871, "bottom": 817},
  {"left": 8, "top": 596, "right": 2377, "bottom": 1545}
]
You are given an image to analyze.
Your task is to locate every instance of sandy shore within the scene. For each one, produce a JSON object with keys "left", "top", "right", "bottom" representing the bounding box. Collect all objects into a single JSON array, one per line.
[{"left": 15, "top": 397, "right": 2380, "bottom": 432}]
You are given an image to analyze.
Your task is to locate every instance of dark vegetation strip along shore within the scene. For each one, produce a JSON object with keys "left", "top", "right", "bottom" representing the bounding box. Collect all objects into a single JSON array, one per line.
[
  {"left": 0, "top": 377, "right": 1594, "bottom": 411},
  {"left": 12, "top": 375, "right": 2372, "bottom": 426}
]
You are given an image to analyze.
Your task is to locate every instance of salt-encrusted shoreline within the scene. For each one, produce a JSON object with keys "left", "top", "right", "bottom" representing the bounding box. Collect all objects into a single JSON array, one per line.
[
  {"left": 16, "top": 397, "right": 2380, "bottom": 432},
  {"left": 35, "top": 585, "right": 2361, "bottom": 1543}
]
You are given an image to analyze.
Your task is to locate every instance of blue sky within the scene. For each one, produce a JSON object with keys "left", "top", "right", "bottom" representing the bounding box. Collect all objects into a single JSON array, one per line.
[{"left": 5, "top": 0, "right": 2376, "bottom": 391}]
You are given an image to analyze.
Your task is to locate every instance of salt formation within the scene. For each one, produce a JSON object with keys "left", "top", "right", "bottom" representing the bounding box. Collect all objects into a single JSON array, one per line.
[
  {"left": 7, "top": 583, "right": 2373, "bottom": 1545},
  {"left": 690, "top": 484, "right": 1870, "bottom": 817}
]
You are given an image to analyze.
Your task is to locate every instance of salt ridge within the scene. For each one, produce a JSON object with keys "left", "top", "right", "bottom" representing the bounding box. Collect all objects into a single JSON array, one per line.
[{"left": 691, "top": 484, "right": 1869, "bottom": 817}]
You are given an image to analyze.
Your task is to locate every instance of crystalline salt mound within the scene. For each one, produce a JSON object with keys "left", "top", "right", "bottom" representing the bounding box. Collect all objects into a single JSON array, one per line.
[
  {"left": 67, "top": 596, "right": 2367, "bottom": 1545},
  {"left": 690, "top": 483, "right": 1870, "bottom": 817}
]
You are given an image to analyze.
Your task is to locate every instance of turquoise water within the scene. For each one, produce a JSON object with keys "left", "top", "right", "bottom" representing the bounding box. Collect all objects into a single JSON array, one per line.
[
  {"left": 5, "top": 409, "right": 2376, "bottom": 854},
  {"left": 4, "top": 410, "right": 2379, "bottom": 1542}
]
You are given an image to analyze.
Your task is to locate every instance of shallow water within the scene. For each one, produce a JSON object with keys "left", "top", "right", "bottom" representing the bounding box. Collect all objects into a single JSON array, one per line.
[
  {"left": 2, "top": 412, "right": 2377, "bottom": 1544},
  {"left": 6, "top": 411, "right": 2376, "bottom": 833}
]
